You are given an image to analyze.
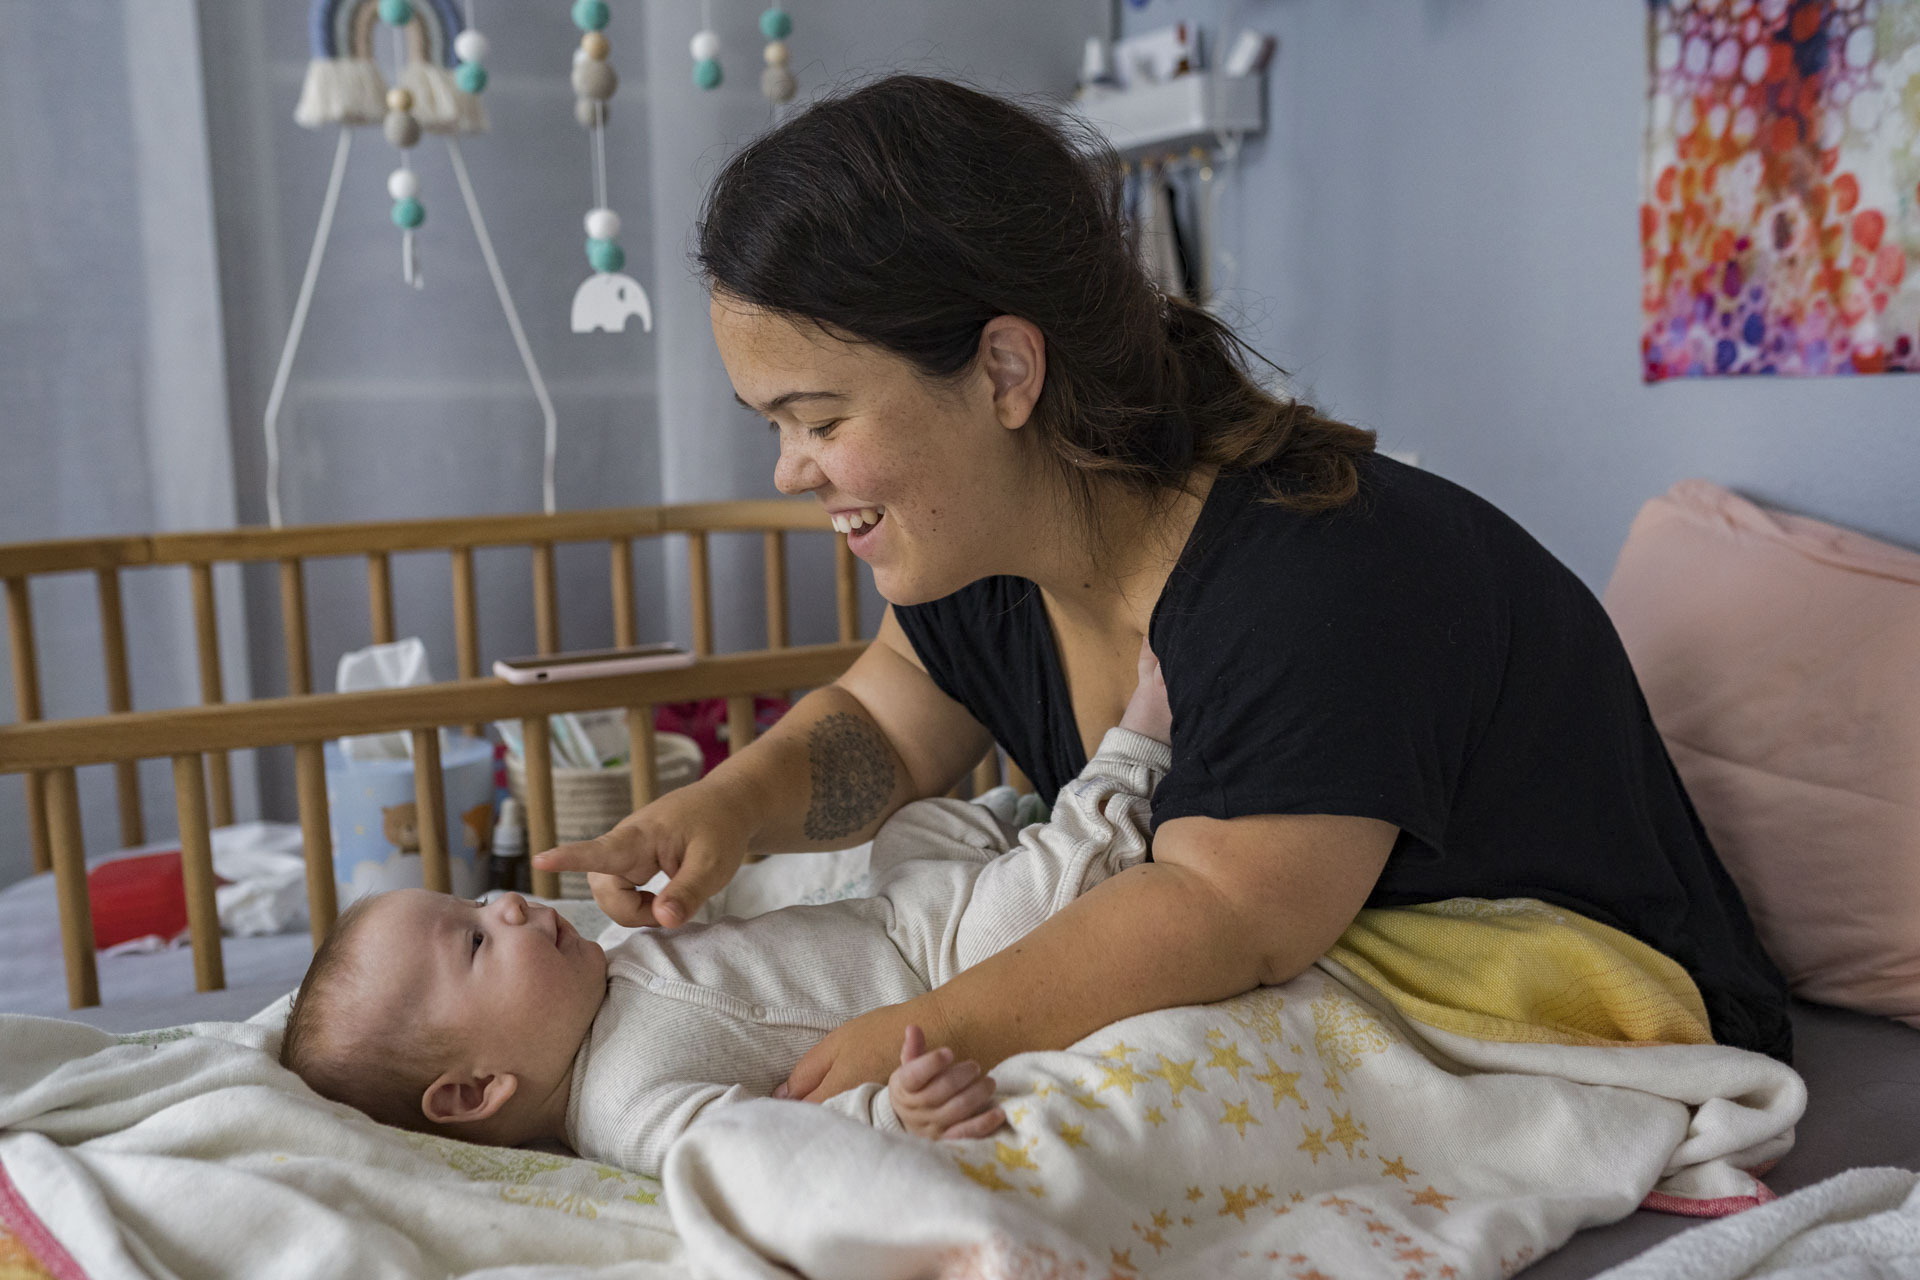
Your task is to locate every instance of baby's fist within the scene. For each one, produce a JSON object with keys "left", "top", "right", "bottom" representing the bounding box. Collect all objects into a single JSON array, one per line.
[{"left": 888, "top": 1025, "right": 1005, "bottom": 1141}]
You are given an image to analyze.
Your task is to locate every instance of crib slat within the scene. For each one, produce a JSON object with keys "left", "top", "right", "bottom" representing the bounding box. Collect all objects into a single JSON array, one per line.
[
  {"left": 522, "top": 717, "right": 559, "bottom": 899},
  {"left": 971, "top": 750, "right": 1001, "bottom": 799},
  {"left": 532, "top": 542, "right": 560, "bottom": 656},
  {"left": 450, "top": 547, "right": 481, "bottom": 737},
  {"left": 763, "top": 531, "right": 789, "bottom": 649},
  {"left": 45, "top": 766, "right": 98, "bottom": 1008},
  {"left": 280, "top": 558, "right": 312, "bottom": 696},
  {"left": 410, "top": 728, "right": 451, "bottom": 895},
  {"left": 293, "top": 741, "right": 338, "bottom": 944},
  {"left": 95, "top": 567, "right": 144, "bottom": 846},
  {"left": 189, "top": 563, "right": 236, "bottom": 827},
  {"left": 171, "top": 753, "right": 225, "bottom": 993},
  {"left": 726, "top": 696, "right": 757, "bottom": 757},
  {"left": 834, "top": 538, "right": 860, "bottom": 641},
  {"left": 5, "top": 575, "right": 52, "bottom": 875},
  {"left": 625, "top": 706, "right": 658, "bottom": 810},
  {"left": 367, "top": 552, "right": 396, "bottom": 645},
  {"left": 687, "top": 532, "right": 714, "bottom": 656},
  {"left": 610, "top": 539, "right": 637, "bottom": 648}
]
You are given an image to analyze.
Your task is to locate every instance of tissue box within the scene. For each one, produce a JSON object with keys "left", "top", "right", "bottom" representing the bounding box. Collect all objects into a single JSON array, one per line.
[{"left": 325, "top": 735, "right": 496, "bottom": 904}]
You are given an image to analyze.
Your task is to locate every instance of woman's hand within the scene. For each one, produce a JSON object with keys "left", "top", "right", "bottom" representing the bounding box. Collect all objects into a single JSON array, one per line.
[
  {"left": 532, "top": 776, "right": 756, "bottom": 928},
  {"left": 888, "top": 1025, "right": 1005, "bottom": 1140},
  {"left": 779, "top": 997, "right": 947, "bottom": 1103}
]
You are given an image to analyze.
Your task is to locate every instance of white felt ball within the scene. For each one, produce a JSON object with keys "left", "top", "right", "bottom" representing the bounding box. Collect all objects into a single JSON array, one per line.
[
  {"left": 387, "top": 168, "right": 420, "bottom": 200},
  {"left": 585, "top": 207, "right": 621, "bottom": 240},
  {"left": 690, "top": 30, "right": 721, "bottom": 61},
  {"left": 454, "top": 30, "right": 489, "bottom": 63}
]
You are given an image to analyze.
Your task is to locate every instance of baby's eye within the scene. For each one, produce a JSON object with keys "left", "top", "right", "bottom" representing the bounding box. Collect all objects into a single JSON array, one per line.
[{"left": 472, "top": 930, "right": 485, "bottom": 953}]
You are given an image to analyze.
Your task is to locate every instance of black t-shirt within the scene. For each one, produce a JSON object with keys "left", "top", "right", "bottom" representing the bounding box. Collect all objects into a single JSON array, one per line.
[{"left": 896, "top": 456, "right": 1793, "bottom": 1062}]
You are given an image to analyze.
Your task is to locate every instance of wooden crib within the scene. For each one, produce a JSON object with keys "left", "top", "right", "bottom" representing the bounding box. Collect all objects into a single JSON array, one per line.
[{"left": 0, "top": 500, "right": 1002, "bottom": 1011}]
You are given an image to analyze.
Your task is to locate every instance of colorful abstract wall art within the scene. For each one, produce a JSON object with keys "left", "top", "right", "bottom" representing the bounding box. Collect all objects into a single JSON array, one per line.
[{"left": 1642, "top": 0, "right": 1920, "bottom": 380}]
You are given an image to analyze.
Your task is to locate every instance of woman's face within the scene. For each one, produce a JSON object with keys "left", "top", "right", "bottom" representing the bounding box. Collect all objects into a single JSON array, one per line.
[{"left": 710, "top": 294, "right": 1046, "bottom": 605}]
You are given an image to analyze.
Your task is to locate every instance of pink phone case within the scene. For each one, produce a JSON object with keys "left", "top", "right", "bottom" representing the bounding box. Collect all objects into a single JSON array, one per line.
[{"left": 492, "top": 647, "right": 695, "bottom": 684}]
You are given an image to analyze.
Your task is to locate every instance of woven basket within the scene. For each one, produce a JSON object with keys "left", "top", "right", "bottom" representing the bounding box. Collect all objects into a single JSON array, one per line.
[{"left": 507, "top": 729, "right": 704, "bottom": 898}]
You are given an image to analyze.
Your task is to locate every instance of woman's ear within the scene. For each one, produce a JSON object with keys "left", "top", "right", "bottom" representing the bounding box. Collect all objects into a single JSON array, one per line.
[
  {"left": 978, "top": 315, "right": 1046, "bottom": 431},
  {"left": 422, "top": 1070, "right": 519, "bottom": 1126}
]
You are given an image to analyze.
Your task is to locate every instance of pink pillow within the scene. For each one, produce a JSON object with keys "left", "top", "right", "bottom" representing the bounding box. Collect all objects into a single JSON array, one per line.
[{"left": 1602, "top": 479, "right": 1920, "bottom": 1029}]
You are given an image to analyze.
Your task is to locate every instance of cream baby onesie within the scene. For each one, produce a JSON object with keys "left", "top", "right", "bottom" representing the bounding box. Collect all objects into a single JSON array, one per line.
[{"left": 564, "top": 726, "right": 1170, "bottom": 1175}]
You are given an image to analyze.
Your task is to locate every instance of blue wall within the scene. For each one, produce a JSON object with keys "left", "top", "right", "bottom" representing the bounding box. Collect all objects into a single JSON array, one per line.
[{"left": 1121, "top": 0, "right": 1919, "bottom": 587}]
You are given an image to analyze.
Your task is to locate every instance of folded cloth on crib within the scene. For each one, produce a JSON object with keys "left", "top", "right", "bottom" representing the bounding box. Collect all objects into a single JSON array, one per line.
[{"left": 0, "top": 899, "right": 1806, "bottom": 1280}]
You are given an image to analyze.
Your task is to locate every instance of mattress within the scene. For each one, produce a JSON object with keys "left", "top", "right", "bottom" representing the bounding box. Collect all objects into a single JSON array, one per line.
[{"left": 1524, "top": 998, "right": 1920, "bottom": 1278}]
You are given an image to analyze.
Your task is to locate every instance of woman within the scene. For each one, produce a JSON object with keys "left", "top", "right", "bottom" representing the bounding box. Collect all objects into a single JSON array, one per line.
[{"left": 536, "top": 76, "right": 1791, "bottom": 1105}]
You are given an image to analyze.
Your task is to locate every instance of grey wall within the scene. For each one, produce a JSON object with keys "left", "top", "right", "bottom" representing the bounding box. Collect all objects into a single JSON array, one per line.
[
  {"left": 1122, "top": 0, "right": 1919, "bottom": 586},
  {"left": 0, "top": 1, "right": 252, "bottom": 887}
]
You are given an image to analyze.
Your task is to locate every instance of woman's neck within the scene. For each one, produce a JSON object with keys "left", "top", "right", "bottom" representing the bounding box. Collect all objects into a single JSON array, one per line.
[{"left": 1027, "top": 467, "right": 1215, "bottom": 641}]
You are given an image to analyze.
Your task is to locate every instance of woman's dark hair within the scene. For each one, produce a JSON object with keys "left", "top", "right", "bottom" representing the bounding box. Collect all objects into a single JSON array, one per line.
[{"left": 696, "top": 74, "right": 1375, "bottom": 524}]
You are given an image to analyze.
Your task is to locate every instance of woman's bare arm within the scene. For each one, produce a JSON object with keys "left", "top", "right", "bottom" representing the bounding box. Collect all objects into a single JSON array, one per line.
[
  {"left": 536, "top": 608, "right": 992, "bottom": 925},
  {"left": 784, "top": 810, "right": 1398, "bottom": 1097},
  {"left": 724, "top": 606, "right": 995, "bottom": 854}
]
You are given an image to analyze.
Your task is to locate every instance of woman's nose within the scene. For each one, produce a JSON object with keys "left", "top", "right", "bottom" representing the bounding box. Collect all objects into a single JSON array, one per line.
[{"left": 773, "top": 434, "right": 825, "bottom": 496}]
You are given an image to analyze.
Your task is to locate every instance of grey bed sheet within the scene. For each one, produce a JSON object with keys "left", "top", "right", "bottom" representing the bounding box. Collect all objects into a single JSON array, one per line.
[{"left": 1523, "top": 999, "right": 1920, "bottom": 1278}]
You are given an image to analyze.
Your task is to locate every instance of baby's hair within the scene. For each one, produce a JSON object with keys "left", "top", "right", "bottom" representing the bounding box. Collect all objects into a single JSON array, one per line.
[{"left": 279, "top": 893, "right": 457, "bottom": 1133}]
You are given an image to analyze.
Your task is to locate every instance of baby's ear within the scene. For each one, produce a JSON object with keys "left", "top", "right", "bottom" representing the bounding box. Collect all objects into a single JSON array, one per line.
[{"left": 422, "top": 1070, "right": 519, "bottom": 1126}]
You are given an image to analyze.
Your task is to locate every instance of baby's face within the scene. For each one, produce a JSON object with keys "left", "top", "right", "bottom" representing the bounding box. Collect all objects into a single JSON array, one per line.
[{"left": 355, "top": 890, "right": 609, "bottom": 1087}]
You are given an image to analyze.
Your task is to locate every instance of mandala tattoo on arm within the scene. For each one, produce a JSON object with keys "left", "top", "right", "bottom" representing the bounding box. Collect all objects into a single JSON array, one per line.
[{"left": 803, "top": 712, "right": 898, "bottom": 841}]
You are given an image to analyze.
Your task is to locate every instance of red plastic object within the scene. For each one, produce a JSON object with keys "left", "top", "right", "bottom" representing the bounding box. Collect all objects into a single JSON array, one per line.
[
  {"left": 86, "top": 851, "right": 191, "bottom": 950},
  {"left": 655, "top": 696, "right": 790, "bottom": 776}
]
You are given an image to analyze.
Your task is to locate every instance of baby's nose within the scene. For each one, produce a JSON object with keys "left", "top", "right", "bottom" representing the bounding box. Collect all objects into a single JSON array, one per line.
[{"left": 495, "top": 892, "right": 528, "bottom": 924}]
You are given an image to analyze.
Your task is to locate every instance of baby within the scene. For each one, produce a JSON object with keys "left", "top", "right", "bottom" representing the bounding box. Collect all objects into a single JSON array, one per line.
[{"left": 280, "top": 651, "right": 1171, "bottom": 1176}]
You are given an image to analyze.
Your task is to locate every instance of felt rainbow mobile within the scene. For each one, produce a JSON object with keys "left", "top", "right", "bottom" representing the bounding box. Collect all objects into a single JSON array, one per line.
[{"left": 272, "top": 0, "right": 559, "bottom": 523}]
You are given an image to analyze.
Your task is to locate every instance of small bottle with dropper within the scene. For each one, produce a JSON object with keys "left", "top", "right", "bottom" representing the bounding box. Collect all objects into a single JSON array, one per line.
[{"left": 489, "top": 797, "right": 530, "bottom": 895}]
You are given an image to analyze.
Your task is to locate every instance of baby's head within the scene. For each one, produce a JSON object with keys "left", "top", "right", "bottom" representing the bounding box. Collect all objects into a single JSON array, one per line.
[{"left": 279, "top": 890, "right": 608, "bottom": 1145}]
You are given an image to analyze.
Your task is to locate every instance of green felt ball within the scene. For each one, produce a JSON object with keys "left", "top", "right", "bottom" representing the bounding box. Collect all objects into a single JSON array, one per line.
[
  {"left": 455, "top": 61, "right": 488, "bottom": 93},
  {"left": 378, "top": 0, "right": 413, "bottom": 26},
  {"left": 571, "top": 0, "right": 610, "bottom": 32},
  {"left": 586, "top": 237, "right": 624, "bottom": 273},
  {"left": 692, "top": 57, "right": 722, "bottom": 90},
  {"left": 759, "top": 8, "right": 792, "bottom": 40},
  {"left": 392, "top": 197, "right": 425, "bottom": 229}
]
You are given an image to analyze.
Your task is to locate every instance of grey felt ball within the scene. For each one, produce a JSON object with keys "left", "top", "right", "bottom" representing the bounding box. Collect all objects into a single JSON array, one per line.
[
  {"left": 572, "top": 59, "right": 618, "bottom": 102},
  {"left": 760, "top": 66, "right": 797, "bottom": 104},
  {"left": 574, "top": 97, "right": 610, "bottom": 128},
  {"left": 383, "top": 110, "right": 422, "bottom": 148}
]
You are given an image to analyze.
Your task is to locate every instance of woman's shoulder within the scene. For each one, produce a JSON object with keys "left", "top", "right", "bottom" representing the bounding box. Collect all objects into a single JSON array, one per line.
[{"left": 1177, "top": 455, "right": 1555, "bottom": 597}]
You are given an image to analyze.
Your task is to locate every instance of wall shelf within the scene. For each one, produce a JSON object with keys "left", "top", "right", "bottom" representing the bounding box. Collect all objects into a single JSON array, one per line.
[{"left": 1071, "top": 72, "right": 1265, "bottom": 159}]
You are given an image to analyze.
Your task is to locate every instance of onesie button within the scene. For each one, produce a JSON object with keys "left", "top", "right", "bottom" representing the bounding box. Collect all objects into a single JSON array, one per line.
[{"left": 751, "top": 1005, "right": 767, "bottom": 1019}]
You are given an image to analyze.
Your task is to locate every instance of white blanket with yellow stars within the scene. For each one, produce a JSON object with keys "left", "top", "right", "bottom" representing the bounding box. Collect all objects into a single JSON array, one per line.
[
  {"left": 661, "top": 898, "right": 1807, "bottom": 1280},
  {"left": 0, "top": 899, "right": 1804, "bottom": 1280}
]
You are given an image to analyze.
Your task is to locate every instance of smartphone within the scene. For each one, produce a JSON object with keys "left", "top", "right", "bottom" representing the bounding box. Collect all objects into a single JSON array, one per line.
[{"left": 492, "top": 642, "right": 695, "bottom": 684}]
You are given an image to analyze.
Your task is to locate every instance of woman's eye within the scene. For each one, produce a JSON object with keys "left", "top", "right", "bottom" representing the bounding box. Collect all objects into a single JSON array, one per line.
[{"left": 806, "top": 420, "right": 841, "bottom": 439}]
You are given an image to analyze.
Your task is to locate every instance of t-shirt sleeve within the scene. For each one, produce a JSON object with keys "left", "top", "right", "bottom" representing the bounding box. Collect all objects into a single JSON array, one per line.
[{"left": 1148, "top": 510, "right": 1501, "bottom": 857}]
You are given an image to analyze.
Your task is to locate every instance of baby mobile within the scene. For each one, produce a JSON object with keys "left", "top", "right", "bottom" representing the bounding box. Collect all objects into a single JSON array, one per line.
[
  {"left": 275, "top": 0, "right": 558, "bottom": 523},
  {"left": 563, "top": 0, "right": 800, "bottom": 332},
  {"left": 682, "top": 0, "right": 798, "bottom": 104}
]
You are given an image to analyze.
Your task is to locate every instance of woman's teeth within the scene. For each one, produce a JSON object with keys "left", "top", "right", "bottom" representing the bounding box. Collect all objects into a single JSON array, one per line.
[{"left": 831, "top": 507, "right": 884, "bottom": 534}]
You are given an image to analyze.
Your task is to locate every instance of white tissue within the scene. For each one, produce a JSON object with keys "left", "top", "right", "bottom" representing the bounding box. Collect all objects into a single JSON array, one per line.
[{"left": 336, "top": 638, "right": 436, "bottom": 761}]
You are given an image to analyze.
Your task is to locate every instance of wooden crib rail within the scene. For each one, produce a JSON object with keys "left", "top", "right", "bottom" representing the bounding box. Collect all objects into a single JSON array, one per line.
[
  {"left": 2, "top": 500, "right": 862, "bottom": 883},
  {"left": 0, "top": 641, "right": 866, "bottom": 1010}
]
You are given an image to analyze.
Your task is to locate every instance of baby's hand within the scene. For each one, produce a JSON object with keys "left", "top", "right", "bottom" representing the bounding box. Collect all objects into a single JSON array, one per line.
[
  {"left": 1118, "top": 636, "right": 1171, "bottom": 743},
  {"left": 888, "top": 1025, "right": 1005, "bottom": 1140}
]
